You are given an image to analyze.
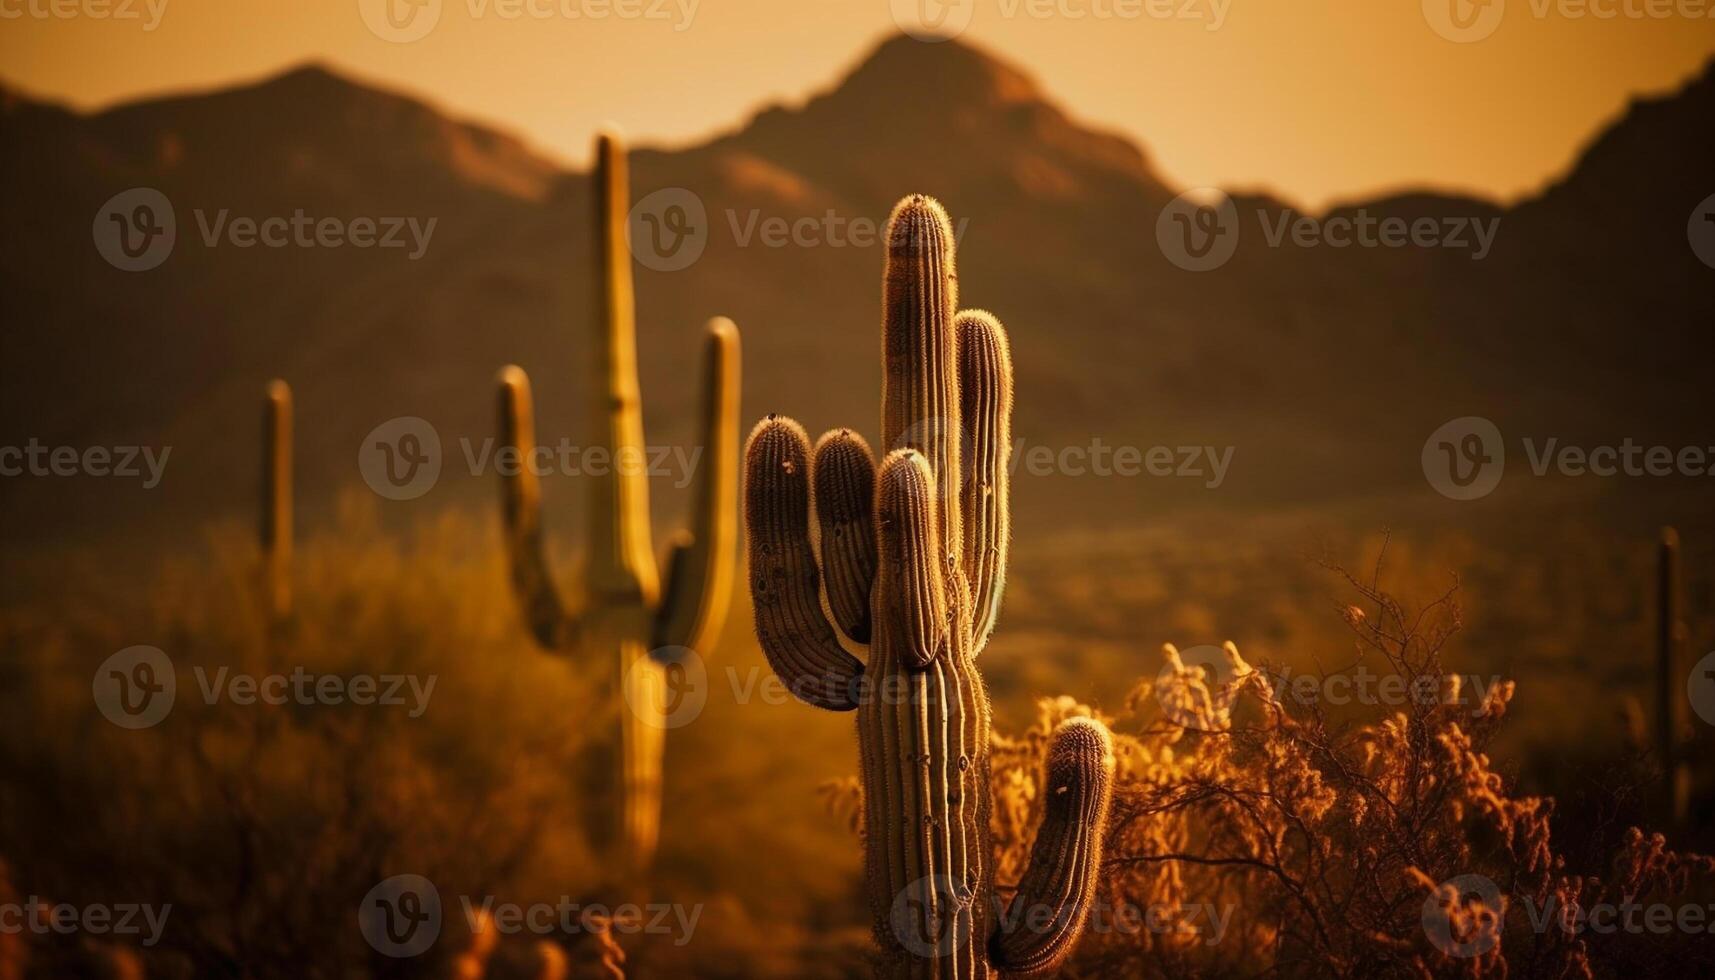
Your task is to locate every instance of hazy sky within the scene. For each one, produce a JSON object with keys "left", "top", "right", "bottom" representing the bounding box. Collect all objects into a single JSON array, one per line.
[{"left": 3, "top": 0, "right": 1712, "bottom": 209}]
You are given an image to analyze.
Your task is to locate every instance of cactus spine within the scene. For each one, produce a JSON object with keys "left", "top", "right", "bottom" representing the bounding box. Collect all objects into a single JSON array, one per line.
[
  {"left": 496, "top": 131, "right": 740, "bottom": 877},
  {"left": 1656, "top": 526, "right": 1690, "bottom": 826},
  {"left": 262, "top": 379, "right": 292, "bottom": 621},
  {"left": 744, "top": 196, "right": 1114, "bottom": 978}
]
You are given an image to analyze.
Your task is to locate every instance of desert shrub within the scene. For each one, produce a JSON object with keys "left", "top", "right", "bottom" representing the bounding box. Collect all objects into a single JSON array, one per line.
[
  {"left": 979, "top": 550, "right": 1715, "bottom": 978},
  {"left": 0, "top": 495, "right": 606, "bottom": 979}
]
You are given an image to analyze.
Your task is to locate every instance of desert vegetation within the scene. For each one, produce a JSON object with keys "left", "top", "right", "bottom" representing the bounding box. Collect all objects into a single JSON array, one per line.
[{"left": 2, "top": 154, "right": 1711, "bottom": 979}]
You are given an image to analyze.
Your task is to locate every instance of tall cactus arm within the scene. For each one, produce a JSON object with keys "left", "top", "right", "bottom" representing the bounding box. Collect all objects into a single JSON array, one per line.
[
  {"left": 955, "top": 310, "right": 1013, "bottom": 654},
  {"left": 498, "top": 366, "right": 579, "bottom": 650},
  {"left": 990, "top": 716, "right": 1116, "bottom": 978},
  {"left": 262, "top": 379, "right": 293, "bottom": 620},
  {"left": 881, "top": 196, "right": 965, "bottom": 611},
  {"left": 875, "top": 450, "right": 950, "bottom": 670},
  {"left": 587, "top": 129, "right": 659, "bottom": 606},
  {"left": 813, "top": 429, "right": 879, "bottom": 643},
  {"left": 654, "top": 317, "right": 742, "bottom": 654},
  {"left": 744, "top": 416, "right": 867, "bottom": 710}
]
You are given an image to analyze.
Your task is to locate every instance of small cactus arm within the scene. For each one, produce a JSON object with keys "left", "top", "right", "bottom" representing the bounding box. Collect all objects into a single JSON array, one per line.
[
  {"left": 743, "top": 196, "right": 1114, "bottom": 978},
  {"left": 495, "top": 131, "right": 740, "bottom": 877},
  {"left": 262, "top": 379, "right": 292, "bottom": 622}
]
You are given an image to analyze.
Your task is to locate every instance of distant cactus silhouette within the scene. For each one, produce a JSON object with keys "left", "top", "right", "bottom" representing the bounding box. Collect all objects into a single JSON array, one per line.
[
  {"left": 743, "top": 196, "right": 1114, "bottom": 978},
  {"left": 262, "top": 379, "right": 292, "bottom": 621},
  {"left": 496, "top": 131, "right": 740, "bottom": 876},
  {"left": 1656, "top": 526, "right": 1690, "bottom": 826}
]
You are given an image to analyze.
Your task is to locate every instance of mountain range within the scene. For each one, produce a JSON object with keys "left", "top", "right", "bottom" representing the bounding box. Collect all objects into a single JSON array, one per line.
[{"left": 2, "top": 34, "right": 1712, "bottom": 552}]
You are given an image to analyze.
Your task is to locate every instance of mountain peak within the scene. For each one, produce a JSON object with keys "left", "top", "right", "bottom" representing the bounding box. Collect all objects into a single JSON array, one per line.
[{"left": 830, "top": 33, "right": 1044, "bottom": 113}]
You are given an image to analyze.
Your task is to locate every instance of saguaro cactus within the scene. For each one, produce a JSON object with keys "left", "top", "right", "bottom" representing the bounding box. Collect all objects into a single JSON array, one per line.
[
  {"left": 1656, "top": 526, "right": 1690, "bottom": 826},
  {"left": 744, "top": 196, "right": 1114, "bottom": 978},
  {"left": 496, "top": 131, "right": 740, "bottom": 876},
  {"left": 262, "top": 379, "right": 292, "bottom": 621}
]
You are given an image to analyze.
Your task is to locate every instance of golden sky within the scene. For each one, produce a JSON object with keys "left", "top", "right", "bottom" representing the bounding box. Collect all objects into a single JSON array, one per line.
[{"left": 3, "top": 0, "right": 1712, "bottom": 209}]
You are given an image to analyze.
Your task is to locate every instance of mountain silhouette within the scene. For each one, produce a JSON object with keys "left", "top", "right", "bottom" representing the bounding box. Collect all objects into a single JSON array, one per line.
[{"left": 2, "top": 36, "right": 1711, "bottom": 552}]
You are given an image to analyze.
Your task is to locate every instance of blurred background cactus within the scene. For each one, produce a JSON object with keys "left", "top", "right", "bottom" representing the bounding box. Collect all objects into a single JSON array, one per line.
[
  {"left": 261, "top": 380, "right": 292, "bottom": 624},
  {"left": 743, "top": 196, "right": 1114, "bottom": 977},
  {"left": 1657, "top": 526, "right": 1692, "bottom": 827},
  {"left": 495, "top": 131, "right": 740, "bottom": 882}
]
